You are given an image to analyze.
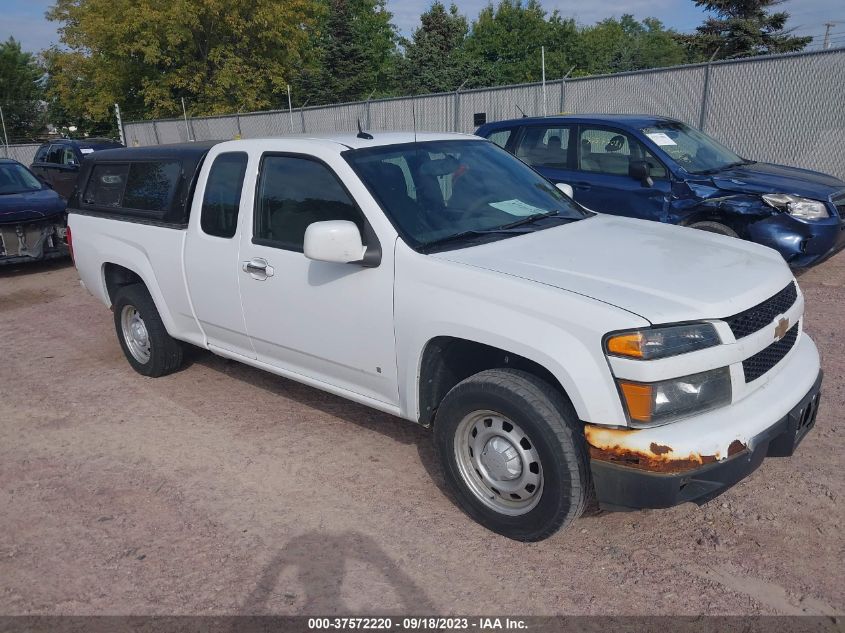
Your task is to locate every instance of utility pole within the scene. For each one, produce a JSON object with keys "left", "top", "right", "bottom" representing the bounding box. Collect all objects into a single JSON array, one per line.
[
  {"left": 541, "top": 46, "right": 547, "bottom": 117},
  {"left": 0, "top": 106, "right": 9, "bottom": 156},
  {"left": 181, "top": 97, "right": 192, "bottom": 142},
  {"left": 823, "top": 22, "right": 835, "bottom": 49},
  {"left": 113, "top": 103, "right": 125, "bottom": 145},
  {"left": 287, "top": 85, "right": 294, "bottom": 132},
  {"left": 454, "top": 78, "right": 469, "bottom": 132}
]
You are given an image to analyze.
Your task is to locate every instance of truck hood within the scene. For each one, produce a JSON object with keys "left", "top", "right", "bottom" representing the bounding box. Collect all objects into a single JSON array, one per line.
[
  {"left": 0, "top": 188, "right": 66, "bottom": 225},
  {"left": 432, "top": 215, "right": 793, "bottom": 324},
  {"left": 701, "top": 161, "right": 845, "bottom": 200}
]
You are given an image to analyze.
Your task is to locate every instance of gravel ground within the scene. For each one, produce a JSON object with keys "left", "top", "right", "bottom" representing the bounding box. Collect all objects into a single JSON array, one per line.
[{"left": 0, "top": 253, "right": 843, "bottom": 616}]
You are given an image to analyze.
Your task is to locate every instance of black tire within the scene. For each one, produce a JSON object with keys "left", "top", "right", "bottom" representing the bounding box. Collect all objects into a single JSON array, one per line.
[
  {"left": 689, "top": 220, "right": 739, "bottom": 238},
  {"left": 113, "top": 283, "right": 183, "bottom": 377},
  {"left": 434, "top": 368, "right": 590, "bottom": 541}
]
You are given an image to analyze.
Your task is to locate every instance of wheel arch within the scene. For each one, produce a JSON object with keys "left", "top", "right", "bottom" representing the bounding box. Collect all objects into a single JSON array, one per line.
[
  {"left": 100, "top": 261, "right": 179, "bottom": 337},
  {"left": 417, "top": 336, "right": 578, "bottom": 427},
  {"left": 675, "top": 195, "right": 773, "bottom": 237}
]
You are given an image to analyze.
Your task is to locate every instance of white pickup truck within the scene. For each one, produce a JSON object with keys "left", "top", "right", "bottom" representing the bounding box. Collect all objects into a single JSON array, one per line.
[{"left": 68, "top": 132, "right": 822, "bottom": 541}]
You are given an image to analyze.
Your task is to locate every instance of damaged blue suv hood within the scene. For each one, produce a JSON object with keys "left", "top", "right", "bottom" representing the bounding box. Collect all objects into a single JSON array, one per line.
[
  {"left": 705, "top": 162, "right": 845, "bottom": 200},
  {"left": 0, "top": 188, "right": 67, "bottom": 225}
]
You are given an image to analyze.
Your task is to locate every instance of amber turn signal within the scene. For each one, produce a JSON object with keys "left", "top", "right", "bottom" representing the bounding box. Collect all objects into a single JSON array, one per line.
[
  {"left": 606, "top": 333, "right": 644, "bottom": 358},
  {"left": 618, "top": 381, "right": 653, "bottom": 423}
]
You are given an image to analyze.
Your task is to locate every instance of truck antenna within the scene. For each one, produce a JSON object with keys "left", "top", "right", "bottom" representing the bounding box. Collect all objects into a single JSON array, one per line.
[{"left": 356, "top": 119, "right": 373, "bottom": 140}]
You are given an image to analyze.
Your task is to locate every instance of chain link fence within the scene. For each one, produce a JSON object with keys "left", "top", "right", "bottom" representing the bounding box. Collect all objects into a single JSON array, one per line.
[
  {"left": 1, "top": 47, "right": 836, "bottom": 179},
  {"left": 0, "top": 143, "right": 40, "bottom": 165}
]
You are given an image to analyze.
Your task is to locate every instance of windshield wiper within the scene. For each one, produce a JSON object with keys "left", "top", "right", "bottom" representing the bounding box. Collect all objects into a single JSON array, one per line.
[
  {"left": 498, "top": 210, "right": 565, "bottom": 229},
  {"left": 419, "top": 213, "right": 576, "bottom": 253},
  {"left": 691, "top": 159, "right": 756, "bottom": 175}
]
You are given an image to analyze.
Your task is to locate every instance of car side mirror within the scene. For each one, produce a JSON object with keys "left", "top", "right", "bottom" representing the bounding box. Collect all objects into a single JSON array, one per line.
[
  {"left": 38, "top": 176, "right": 53, "bottom": 189},
  {"left": 304, "top": 220, "right": 367, "bottom": 265},
  {"left": 555, "top": 182, "right": 574, "bottom": 198},
  {"left": 629, "top": 160, "right": 654, "bottom": 187}
]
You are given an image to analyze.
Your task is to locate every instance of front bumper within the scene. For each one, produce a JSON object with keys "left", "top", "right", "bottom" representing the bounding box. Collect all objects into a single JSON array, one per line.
[
  {"left": 0, "top": 219, "right": 69, "bottom": 266},
  {"left": 590, "top": 370, "right": 822, "bottom": 511},
  {"left": 748, "top": 213, "right": 845, "bottom": 269}
]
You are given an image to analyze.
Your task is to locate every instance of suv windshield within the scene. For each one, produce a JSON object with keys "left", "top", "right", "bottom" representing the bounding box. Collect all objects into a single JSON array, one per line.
[
  {"left": 641, "top": 122, "right": 748, "bottom": 174},
  {"left": 345, "top": 140, "right": 588, "bottom": 251},
  {"left": 0, "top": 163, "right": 43, "bottom": 195}
]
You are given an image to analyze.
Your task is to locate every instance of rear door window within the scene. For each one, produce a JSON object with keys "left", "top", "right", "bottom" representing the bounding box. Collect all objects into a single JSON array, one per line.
[
  {"left": 515, "top": 126, "right": 574, "bottom": 169},
  {"left": 46, "top": 145, "right": 64, "bottom": 164},
  {"left": 485, "top": 129, "right": 514, "bottom": 150},
  {"left": 200, "top": 153, "right": 248, "bottom": 238}
]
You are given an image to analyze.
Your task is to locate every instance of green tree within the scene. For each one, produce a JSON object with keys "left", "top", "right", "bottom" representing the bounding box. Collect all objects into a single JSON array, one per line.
[
  {"left": 0, "top": 38, "right": 46, "bottom": 142},
  {"left": 682, "top": 0, "right": 811, "bottom": 60},
  {"left": 578, "top": 15, "right": 686, "bottom": 75},
  {"left": 46, "top": 0, "right": 322, "bottom": 121},
  {"left": 297, "top": 0, "right": 399, "bottom": 105},
  {"left": 396, "top": 3, "right": 486, "bottom": 94},
  {"left": 464, "top": 0, "right": 579, "bottom": 86}
]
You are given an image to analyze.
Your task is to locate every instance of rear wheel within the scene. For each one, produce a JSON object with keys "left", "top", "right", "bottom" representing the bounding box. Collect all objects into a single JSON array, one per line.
[
  {"left": 689, "top": 220, "right": 738, "bottom": 238},
  {"left": 434, "top": 368, "right": 590, "bottom": 541},
  {"left": 113, "top": 284, "right": 183, "bottom": 377}
]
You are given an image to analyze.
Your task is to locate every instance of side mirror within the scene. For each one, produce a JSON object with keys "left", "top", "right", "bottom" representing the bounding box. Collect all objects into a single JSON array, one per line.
[
  {"left": 629, "top": 161, "right": 654, "bottom": 188},
  {"left": 304, "top": 220, "right": 367, "bottom": 264},
  {"left": 555, "top": 182, "right": 574, "bottom": 198}
]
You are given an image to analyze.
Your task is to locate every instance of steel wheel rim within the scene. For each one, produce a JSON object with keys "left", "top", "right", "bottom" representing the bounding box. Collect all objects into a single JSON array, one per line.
[
  {"left": 121, "top": 305, "right": 151, "bottom": 364},
  {"left": 454, "top": 410, "right": 543, "bottom": 516}
]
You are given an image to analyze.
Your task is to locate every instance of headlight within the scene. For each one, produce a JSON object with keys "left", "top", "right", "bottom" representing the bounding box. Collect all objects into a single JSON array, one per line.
[
  {"left": 617, "top": 367, "right": 732, "bottom": 425},
  {"left": 762, "top": 193, "right": 829, "bottom": 219},
  {"left": 605, "top": 323, "right": 720, "bottom": 360}
]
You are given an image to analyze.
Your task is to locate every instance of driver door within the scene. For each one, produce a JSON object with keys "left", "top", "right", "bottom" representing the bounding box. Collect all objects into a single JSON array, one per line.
[
  {"left": 237, "top": 153, "right": 399, "bottom": 406},
  {"left": 574, "top": 126, "right": 670, "bottom": 221}
]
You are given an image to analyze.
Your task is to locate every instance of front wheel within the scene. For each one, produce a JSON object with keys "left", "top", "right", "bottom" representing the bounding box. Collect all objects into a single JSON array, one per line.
[
  {"left": 688, "top": 220, "right": 739, "bottom": 238},
  {"left": 113, "top": 284, "right": 183, "bottom": 377},
  {"left": 434, "top": 369, "right": 590, "bottom": 541}
]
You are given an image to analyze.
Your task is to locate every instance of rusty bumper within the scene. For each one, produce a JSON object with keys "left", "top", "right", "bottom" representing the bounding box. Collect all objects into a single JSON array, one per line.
[{"left": 588, "top": 370, "right": 822, "bottom": 511}]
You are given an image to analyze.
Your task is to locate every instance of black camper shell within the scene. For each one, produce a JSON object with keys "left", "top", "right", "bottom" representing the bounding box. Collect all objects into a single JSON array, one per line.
[{"left": 68, "top": 142, "right": 219, "bottom": 228}]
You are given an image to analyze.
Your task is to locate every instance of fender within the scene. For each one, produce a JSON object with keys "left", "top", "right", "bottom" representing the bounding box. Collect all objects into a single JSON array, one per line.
[{"left": 669, "top": 193, "right": 772, "bottom": 234}]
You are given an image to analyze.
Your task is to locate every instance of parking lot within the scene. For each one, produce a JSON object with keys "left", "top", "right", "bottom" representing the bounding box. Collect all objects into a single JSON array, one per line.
[{"left": 0, "top": 254, "right": 843, "bottom": 616}]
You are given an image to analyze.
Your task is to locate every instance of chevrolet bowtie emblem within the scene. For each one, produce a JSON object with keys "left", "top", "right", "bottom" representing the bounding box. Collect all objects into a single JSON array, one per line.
[{"left": 774, "top": 317, "right": 790, "bottom": 341}]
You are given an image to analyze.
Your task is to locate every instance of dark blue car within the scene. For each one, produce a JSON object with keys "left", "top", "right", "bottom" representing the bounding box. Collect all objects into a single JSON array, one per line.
[
  {"left": 0, "top": 158, "right": 68, "bottom": 265},
  {"left": 476, "top": 115, "right": 845, "bottom": 268}
]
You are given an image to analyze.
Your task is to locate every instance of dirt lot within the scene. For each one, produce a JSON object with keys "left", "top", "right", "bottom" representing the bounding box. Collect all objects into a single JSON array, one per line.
[{"left": 0, "top": 253, "right": 843, "bottom": 617}]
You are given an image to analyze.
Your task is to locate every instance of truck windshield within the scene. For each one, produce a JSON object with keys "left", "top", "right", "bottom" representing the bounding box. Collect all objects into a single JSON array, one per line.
[
  {"left": 0, "top": 163, "right": 43, "bottom": 195},
  {"left": 345, "top": 140, "right": 588, "bottom": 251},
  {"left": 640, "top": 122, "right": 749, "bottom": 175}
]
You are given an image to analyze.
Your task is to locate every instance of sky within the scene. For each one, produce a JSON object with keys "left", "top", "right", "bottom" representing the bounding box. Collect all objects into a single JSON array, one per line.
[{"left": 2, "top": 0, "right": 844, "bottom": 54}]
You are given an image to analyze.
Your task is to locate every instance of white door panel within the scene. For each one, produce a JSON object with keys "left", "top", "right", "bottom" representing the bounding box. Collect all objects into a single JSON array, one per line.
[
  {"left": 237, "top": 152, "right": 398, "bottom": 406},
  {"left": 238, "top": 244, "right": 397, "bottom": 404}
]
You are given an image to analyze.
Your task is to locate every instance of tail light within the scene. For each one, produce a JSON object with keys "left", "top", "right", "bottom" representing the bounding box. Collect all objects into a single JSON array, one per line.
[{"left": 66, "top": 224, "right": 74, "bottom": 263}]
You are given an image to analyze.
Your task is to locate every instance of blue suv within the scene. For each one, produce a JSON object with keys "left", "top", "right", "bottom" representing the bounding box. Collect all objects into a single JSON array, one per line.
[{"left": 476, "top": 115, "right": 845, "bottom": 268}]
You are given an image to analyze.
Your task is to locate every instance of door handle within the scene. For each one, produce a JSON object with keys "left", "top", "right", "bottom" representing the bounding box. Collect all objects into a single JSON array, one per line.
[
  {"left": 574, "top": 181, "right": 592, "bottom": 190},
  {"left": 242, "top": 258, "right": 274, "bottom": 279}
]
